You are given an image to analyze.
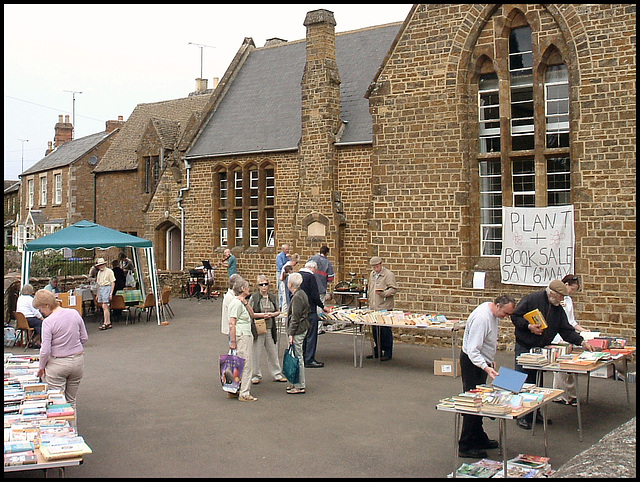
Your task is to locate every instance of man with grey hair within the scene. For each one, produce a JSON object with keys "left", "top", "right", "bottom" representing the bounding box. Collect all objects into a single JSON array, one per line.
[
  {"left": 299, "top": 260, "right": 329, "bottom": 368},
  {"left": 367, "top": 256, "right": 398, "bottom": 361}
]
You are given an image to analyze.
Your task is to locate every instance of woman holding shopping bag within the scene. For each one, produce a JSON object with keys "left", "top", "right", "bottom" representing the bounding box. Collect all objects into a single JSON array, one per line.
[
  {"left": 285, "top": 272, "right": 310, "bottom": 394},
  {"left": 228, "top": 278, "right": 257, "bottom": 402}
]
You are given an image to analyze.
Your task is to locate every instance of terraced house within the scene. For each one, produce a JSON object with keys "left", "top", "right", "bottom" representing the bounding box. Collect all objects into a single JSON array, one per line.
[{"left": 144, "top": 4, "right": 634, "bottom": 346}]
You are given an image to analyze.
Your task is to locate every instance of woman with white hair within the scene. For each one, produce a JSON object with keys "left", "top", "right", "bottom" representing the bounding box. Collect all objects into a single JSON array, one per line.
[
  {"left": 285, "top": 272, "right": 310, "bottom": 394},
  {"left": 16, "top": 283, "right": 44, "bottom": 348}
]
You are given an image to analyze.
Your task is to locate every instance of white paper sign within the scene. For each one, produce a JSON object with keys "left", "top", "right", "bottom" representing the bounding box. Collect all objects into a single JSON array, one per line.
[
  {"left": 473, "top": 271, "right": 486, "bottom": 289},
  {"left": 501, "top": 206, "right": 574, "bottom": 286},
  {"left": 68, "top": 295, "right": 77, "bottom": 306}
]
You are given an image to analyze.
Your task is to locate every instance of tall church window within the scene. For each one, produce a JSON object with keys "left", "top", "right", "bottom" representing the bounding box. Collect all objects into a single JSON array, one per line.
[
  {"left": 214, "top": 164, "right": 275, "bottom": 248},
  {"left": 475, "top": 14, "right": 572, "bottom": 258}
]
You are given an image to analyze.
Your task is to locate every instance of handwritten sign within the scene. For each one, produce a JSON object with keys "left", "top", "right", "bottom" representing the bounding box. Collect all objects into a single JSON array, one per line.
[{"left": 501, "top": 206, "right": 574, "bottom": 286}]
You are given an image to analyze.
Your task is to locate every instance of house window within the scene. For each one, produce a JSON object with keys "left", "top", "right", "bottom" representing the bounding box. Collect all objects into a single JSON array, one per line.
[
  {"left": 54, "top": 173, "right": 62, "bottom": 204},
  {"left": 28, "top": 179, "right": 34, "bottom": 208},
  {"left": 475, "top": 14, "right": 572, "bottom": 257},
  {"left": 214, "top": 164, "right": 276, "bottom": 248},
  {"left": 39, "top": 176, "right": 47, "bottom": 206},
  {"left": 144, "top": 156, "right": 160, "bottom": 194}
]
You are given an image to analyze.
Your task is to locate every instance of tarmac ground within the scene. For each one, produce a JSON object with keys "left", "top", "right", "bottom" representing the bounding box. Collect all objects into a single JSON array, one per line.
[{"left": 5, "top": 296, "right": 636, "bottom": 478}]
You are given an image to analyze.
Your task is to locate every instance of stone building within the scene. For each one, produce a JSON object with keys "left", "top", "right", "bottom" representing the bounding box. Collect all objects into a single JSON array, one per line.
[
  {"left": 4, "top": 180, "right": 20, "bottom": 247},
  {"left": 14, "top": 115, "right": 124, "bottom": 249},
  {"left": 93, "top": 86, "right": 215, "bottom": 269},
  {"left": 149, "top": 5, "right": 635, "bottom": 345}
]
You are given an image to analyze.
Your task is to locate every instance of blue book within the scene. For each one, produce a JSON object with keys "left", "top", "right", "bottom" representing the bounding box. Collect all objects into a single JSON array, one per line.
[{"left": 492, "top": 366, "right": 528, "bottom": 393}]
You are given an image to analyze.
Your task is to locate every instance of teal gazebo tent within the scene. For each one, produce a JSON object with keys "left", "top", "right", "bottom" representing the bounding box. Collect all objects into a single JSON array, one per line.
[{"left": 21, "top": 220, "right": 162, "bottom": 325}]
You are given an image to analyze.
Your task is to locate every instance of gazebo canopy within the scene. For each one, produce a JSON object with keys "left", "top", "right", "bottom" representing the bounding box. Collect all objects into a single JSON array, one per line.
[{"left": 21, "top": 220, "right": 162, "bottom": 324}]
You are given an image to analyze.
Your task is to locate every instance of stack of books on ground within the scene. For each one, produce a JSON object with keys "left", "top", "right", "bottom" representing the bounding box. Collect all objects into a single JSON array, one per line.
[{"left": 447, "top": 458, "right": 503, "bottom": 478}]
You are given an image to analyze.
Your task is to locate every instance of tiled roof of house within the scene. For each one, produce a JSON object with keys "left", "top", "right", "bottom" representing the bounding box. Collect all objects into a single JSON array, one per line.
[
  {"left": 186, "top": 22, "right": 402, "bottom": 159},
  {"left": 21, "top": 131, "right": 113, "bottom": 176},
  {"left": 4, "top": 180, "right": 20, "bottom": 193},
  {"left": 94, "top": 94, "right": 213, "bottom": 173}
]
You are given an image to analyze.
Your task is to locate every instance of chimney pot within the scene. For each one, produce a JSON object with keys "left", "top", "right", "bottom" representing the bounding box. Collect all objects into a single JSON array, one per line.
[
  {"left": 64, "top": 115, "right": 70, "bottom": 124},
  {"left": 58, "top": 114, "right": 63, "bottom": 122}
]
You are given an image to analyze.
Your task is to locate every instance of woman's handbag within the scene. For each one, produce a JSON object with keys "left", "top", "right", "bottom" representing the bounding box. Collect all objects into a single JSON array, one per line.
[
  {"left": 282, "top": 343, "right": 300, "bottom": 384},
  {"left": 254, "top": 318, "right": 268, "bottom": 336},
  {"left": 219, "top": 349, "right": 245, "bottom": 393}
]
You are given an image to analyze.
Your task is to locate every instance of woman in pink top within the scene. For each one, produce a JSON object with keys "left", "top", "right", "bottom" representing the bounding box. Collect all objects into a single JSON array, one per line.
[{"left": 33, "top": 289, "right": 88, "bottom": 412}]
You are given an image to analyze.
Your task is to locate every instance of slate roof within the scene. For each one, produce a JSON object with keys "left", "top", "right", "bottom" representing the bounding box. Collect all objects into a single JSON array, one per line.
[
  {"left": 186, "top": 22, "right": 402, "bottom": 159},
  {"left": 21, "top": 131, "right": 113, "bottom": 176},
  {"left": 94, "top": 94, "right": 213, "bottom": 173},
  {"left": 4, "top": 180, "right": 20, "bottom": 193}
]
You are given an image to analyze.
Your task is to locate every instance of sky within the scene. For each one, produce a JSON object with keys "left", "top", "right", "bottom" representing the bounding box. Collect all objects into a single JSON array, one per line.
[{"left": 3, "top": 4, "right": 413, "bottom": 181}]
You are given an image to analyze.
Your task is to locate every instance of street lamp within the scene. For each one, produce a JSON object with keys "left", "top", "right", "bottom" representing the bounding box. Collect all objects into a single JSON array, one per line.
[{"left": 18, "top": 138, "right": 28, "bottom": 174}]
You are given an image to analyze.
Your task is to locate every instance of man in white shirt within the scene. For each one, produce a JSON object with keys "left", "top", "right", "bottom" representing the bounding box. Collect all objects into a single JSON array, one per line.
[
  {"left": 458, "top": 294, "right": 516, "bottom": 459},
  {"left": 221, "top": 274, "right": 243, "bottom": 340}
]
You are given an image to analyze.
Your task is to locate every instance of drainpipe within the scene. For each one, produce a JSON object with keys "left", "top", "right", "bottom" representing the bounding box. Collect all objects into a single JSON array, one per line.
[{"left": 176, "top": 159, "right": 191, "bottom": 270}]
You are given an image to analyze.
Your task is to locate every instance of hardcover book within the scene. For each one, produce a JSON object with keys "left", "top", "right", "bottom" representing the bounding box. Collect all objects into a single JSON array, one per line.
[{"left": 523, "top": 309, "right": 547, "bottom": 329}]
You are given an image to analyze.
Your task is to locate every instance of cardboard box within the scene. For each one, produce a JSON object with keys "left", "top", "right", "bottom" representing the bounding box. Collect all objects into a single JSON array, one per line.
[
  {"left": 434, "top": 358, "right": 461, "bottom": 377},
  {"left": 589, "top": 364, "right": 614, "bottom": 378}
]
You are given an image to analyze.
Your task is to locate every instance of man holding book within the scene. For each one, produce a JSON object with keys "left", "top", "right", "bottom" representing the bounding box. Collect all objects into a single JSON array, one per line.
[
  {"left": 511, "top": 279, "right": 595, "bottom": 430},
  {"left": 458, "top": 294, "right": 516, "bottom": 458}
]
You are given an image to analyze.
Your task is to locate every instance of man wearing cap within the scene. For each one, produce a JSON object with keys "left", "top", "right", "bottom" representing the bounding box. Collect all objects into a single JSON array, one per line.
[
  {"left": 366, "top": 256, "right": 398, "bottom": 361},
  {"left": 511, "top": 279, "right": 595, "bottom": 429},
  {"left": 95, "top": 258, "right": 116, "bottom": 330}
]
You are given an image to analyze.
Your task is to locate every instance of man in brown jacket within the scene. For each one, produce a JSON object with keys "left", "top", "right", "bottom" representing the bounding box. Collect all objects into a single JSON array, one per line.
[{"left": 366, "top": 256, "right": 398, "bottom": 361}]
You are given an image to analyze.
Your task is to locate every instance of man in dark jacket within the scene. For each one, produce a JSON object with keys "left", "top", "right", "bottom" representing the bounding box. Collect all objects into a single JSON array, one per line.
[
  {"left": 299, "top": 260, "right": 329, "bottom": 368},
  {"left": 511, "top": 279, "right": 595, "bottom": 429}
]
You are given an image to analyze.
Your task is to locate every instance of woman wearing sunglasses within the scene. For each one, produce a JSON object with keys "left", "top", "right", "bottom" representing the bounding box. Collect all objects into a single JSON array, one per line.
[{"left": 248, "top": 275, "right": 287, "bottom": 384}]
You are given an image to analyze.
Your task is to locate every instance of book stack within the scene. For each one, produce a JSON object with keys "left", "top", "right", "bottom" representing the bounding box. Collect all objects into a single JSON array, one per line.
[
  {"left": 447, "top": 458, "right": 503, "bottom": 478},
  {"left": 508, "top": 453, "right": 551, "bottom": 471},
  {"left": 516, "top": 352, "right": 549, "bottom": 367},
  {"left": 4, "top": 441, "right": 37, "bottom": 467},
  {"left": 452, "top": 393, "right": 483, "bottom": 412}
]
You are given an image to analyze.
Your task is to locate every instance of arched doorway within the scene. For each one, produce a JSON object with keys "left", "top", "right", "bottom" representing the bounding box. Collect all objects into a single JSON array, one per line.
[{"left": 166, "top": 226, "right": 181, "bottom": 270}]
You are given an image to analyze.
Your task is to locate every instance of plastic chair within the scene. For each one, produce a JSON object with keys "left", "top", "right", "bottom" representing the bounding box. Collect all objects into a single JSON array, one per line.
[
  {"left": 134, "top": 293, "right": 156, "bottom": 323},
  {"left": 159, "top": 287, "right": 174, "bottom": 318},
  {"left": 110, "top": 295, "right": 131, "bottom": 324},
  {"left": 13, "top": 312, "right": 35, "bottom": 351}
]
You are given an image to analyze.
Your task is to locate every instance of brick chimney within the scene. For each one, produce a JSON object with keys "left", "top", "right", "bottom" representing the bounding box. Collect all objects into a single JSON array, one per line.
[
  {"left": 53, "top": 114, "right": 73, "bottom": 147},
  {"left": 45, "top": 141, "right": 54, "bottom": 156},
  {"left": 105, "top": 115, "right": 125, "bottom": 134},
  {"left": 296, "top": 9, "right": 342, "bottom": 250}
]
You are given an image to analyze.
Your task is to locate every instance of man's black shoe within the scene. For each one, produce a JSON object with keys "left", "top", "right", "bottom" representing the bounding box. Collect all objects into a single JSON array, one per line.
[
  {"left": 305, "top": 361, "right": 324, "bottom": 368},
  {"left": 479, "top": 439, "right": 499, "bottom": 450},
  {"left": 517, "top": 418, "right": 532, "bottom": 430},
  {"left": 380, "top": 356, "right": 392, "bottom": 361},
  {"left": 458, "top": 448, "right": 488, "bottom": 459},
  {"left": 365, "top": 354, "right": 378, "bottom": 359}
]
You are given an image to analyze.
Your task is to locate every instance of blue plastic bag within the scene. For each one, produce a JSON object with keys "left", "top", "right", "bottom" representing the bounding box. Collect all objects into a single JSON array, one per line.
[{"left": 282, "top": 343, "right": 300, "bottom": 384}]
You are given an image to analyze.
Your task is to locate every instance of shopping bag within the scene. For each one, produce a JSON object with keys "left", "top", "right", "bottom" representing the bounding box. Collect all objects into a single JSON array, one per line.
[
  {"left": 282, "top": 343, "right": 300, "bottom": 384},
  {"left": 220, "top": 350, "right": 245, "bottom": 393},
  {"left": 125, "top": 271, "right": 136, "bottom": 287}
]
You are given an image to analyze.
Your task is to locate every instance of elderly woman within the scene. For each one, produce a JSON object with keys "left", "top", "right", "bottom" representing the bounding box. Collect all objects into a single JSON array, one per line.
[
  {"left": 33, "top": 289, "right": 88, "bottom": 412},
  {"left": 286, "top": 272, "right": 310, "bottom": 394},
  {"left": 249, "top": 274, "right": 287, "bottom": 384},
  {"left": 16, "top": 284, "right": 44, "bottom": 348},
  {"left": 228, "top": 278, "right": 257, "bottom": 402}
]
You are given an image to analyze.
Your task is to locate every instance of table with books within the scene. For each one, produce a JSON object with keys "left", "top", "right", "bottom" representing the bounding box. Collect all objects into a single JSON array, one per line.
[
  {"left": 435, "top": 382, "right": 564, "bottom": 478},
  {"left": 519, "top": 343, "right": 635, "bottom": 442},
  {"left": 4, "top": 353, "right": 92, "bottom": 476},
  {"left": 319, "top": 308, "right": 465, "bottom": 371}
]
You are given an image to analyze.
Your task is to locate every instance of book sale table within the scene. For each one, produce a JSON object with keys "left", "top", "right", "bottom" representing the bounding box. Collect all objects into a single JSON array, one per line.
[
  {"left": 436, "top": 387, "right": 564, "bottom": 478},
  {"left": 521, "top": 348, "right": 635, "bottom": 442}
]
